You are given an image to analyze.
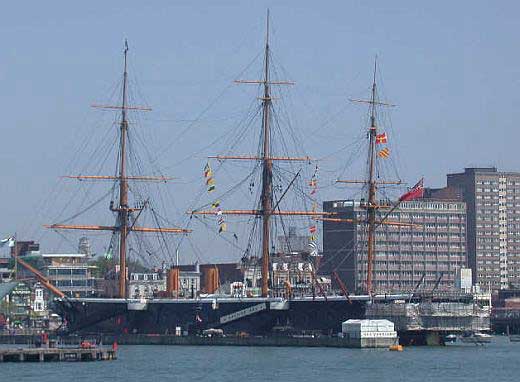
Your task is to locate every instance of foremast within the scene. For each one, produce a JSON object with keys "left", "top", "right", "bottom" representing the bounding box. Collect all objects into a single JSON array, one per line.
[
  {"left": 46, "top": 42, "right": 191, "bottom": 299},
  {"left": 116, "top": 42, "right": 130, "bottom": 299},
  {"left": 260, "top": 12, "right": 273, "bottom": 298}
]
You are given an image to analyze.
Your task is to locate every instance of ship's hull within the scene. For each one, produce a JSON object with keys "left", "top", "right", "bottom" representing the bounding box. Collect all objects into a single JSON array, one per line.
[
  {"left": 53, "top": 293, "right": 488, "bottom": 344},
  {"left": 53, "top": 295, "right": 379, "bottom": 335},
  {"left": 492, "top": 312, "right": 520, "bottom": 334}
]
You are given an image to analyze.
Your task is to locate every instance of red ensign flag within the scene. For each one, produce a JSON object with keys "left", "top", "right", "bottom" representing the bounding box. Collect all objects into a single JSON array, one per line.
[{"left": 399, "top": 178, "right": 424, "bottom": 201}]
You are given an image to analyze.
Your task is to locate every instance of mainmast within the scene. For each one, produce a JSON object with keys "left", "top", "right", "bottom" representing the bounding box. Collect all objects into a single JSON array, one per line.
[
  {"left": 190, "top": 11, "right": 334, "bottom": 298},
  {"left": 260, "top": 11, "right": 273, "bottom": 298}
]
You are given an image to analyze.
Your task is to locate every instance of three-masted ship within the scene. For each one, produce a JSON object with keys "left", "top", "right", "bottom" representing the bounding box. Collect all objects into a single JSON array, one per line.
[{"left": 51, "top": 16, "right": 413, "bottom": 336}]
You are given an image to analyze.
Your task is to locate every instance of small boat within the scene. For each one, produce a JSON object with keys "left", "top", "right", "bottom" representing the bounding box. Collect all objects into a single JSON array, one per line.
[
  {"left": 443, "top": 334, "right": 457, "bottom": 344},
  {"left": 389, "top": 344, "right": 404, "bottom": 352},
  {"left": 459, "top": 332, "right": 493, "bottom": 345}
]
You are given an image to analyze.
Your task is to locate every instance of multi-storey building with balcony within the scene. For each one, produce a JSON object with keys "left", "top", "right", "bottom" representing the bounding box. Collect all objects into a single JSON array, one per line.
[
  {"left": 322, "top": 199, "right": 467, "bottom": 294},
  {"left": 42, "top": 253, "right": 102, "bottom": 298},
  {"left": 447, "top": 167, "right": 520, "bottom": 292}
]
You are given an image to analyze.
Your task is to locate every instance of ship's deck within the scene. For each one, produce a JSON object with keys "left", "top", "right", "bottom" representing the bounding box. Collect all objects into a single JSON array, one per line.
[{"left": 56, "top": 293, "right": 414, "bottom": 304}]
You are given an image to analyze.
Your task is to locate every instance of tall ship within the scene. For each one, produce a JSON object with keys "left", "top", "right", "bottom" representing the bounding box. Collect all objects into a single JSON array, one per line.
[
  {"left": 44, "top": 14, "right": 372, "bottom": 336},
  {"left": 12, "top": 13, "right": 487, "bottom": 342}
]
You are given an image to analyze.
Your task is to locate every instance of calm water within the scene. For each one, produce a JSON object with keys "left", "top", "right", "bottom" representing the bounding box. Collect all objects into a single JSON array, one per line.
[{"left": 1, "top": 336, "right": 519, "bottom": 382}]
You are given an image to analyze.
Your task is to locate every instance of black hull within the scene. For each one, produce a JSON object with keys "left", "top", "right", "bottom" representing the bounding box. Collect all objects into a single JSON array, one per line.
[
  {"left": 53, "top": 296, "right": 367, "bottom": 336},
  {"left": 492, "top": 310, "right": 520, "bottom": 334}
]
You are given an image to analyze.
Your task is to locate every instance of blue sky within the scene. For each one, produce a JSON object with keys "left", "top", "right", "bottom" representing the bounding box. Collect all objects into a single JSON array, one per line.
[{"left": 1, "top": 1, "right": 518, "bottom": 262}]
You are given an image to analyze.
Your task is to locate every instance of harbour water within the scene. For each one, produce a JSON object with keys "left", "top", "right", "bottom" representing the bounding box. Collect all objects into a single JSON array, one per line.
[{"left": 1, "top": 336, "right": 518, "bottom": 381}]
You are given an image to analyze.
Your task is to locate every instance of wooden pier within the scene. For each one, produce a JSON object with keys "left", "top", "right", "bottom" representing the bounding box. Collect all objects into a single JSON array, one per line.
[{"left": 0, "top": 347, "right": 117, "bottom": 362}]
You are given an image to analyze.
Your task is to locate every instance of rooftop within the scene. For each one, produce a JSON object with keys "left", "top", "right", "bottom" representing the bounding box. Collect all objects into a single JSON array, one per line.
[
  {"left": 41, "top": 253, "right": 87, "bottom": 258},
  {"left": 0, "top": 282, "right": 19, "bottom": 299},
  {"left": 449, "top": 167, "right": 520, "bottom": 176}
]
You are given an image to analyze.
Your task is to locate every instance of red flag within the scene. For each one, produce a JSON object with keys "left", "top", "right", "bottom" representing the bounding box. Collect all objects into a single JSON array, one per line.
[
  {"left": 376, "top": 132, "right": 388, "bottom": 144},
  {"left": 203, "top": 162, "right": 212, "bottom": 178},
  {"left": 399, "top": 178, "right": 424, "bottom": 201}
]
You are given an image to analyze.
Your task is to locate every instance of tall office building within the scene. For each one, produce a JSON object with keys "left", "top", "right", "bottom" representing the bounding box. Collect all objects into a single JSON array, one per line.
[
  {"left": 447, "top": 167, "right": 520, "bottom": 292},
  {"left": 322, "top": 199, "right": 467, "bottom": 294}
]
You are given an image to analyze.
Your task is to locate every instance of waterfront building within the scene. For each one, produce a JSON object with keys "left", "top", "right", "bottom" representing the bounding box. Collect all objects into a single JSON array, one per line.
[
  {"left": 78, "top": 237, "right": 92, "bottom": 257},
  {"left": 0, "top": 265, "right": 11, "bottom": 282},
  {"left": 277, "top": 226, "right": 312, "bottom": 254},
  {"left": 322, "top": 199, "right": 467, "bottom": 293},
  {"left": 0, "top": 281, "right": 53, "bottom": 331},
  {"left": 31, "top": 283, "right": 47, "bottom": 313},
  {"left": 271, "top": 253, "right": 329, "bottom": 297},
  {"left": 199, "top": 263, "right": 241, "bottom": 293},
  {"left": 0, "top": 282, "right": 32, "bottom": 327},
  {"left": 240, "top": 253, "right": 326, "bottom": 297},
  {"left": 271, "top": 254, "right": 313, "bottom": 287},
  {"left": 240, "top": 257, "right": 263, "bottom": 296},
  {"left": 10, "top": 241, "right": 41, "bottom": 280},
  {"left": 177, "top": 263, "right": 202, "bottom": 297},
  {"left": 129, "top": 272, "right": 166, "bottom": 299},
  {"left": 0, "top": 250, "right": 12, "bottom": 282},
  {"left": 455, "top": 267, "right": 473, "bottom": 293},
  {"left": 491, "top": 287, "right": 520, "bottom": 334},
  {"left": 42, "top": 253, "right": 102, "bottom": 297},
  {"left": 29, "top": 282, "right": 49, "bottom": 329},
  {"left": 10, "top": 241, "right": 40, "bottom": 258},
  {"left": 130, "top": 265, "right": 201, "bottom": 299},
  {"left": 447, "top": 167, "right": 520, "bottom": 292}
]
